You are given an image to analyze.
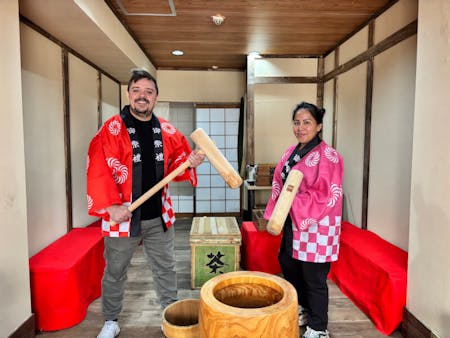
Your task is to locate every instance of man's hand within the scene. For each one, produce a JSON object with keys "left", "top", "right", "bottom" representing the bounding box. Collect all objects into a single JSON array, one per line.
[
  {"left": 106, "top": 204, "right": 132, "bottom": 224},
  {"left": 188, "top": 150, "right": 205, "bottom": 168}
]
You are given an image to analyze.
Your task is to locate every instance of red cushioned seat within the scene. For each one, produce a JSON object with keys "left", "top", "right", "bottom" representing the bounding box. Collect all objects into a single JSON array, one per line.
[
  {"left": 329, "top": 221, "right": 407, "bottom": 335},
  {"left": 240, "top": 221, "right": 282, "bottom": 274},
  {"left": 29, "top": 227, "right": 105, "bottom": 331}
]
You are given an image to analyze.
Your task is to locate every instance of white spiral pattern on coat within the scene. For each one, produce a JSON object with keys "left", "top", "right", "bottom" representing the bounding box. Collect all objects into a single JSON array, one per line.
[
  {"left": 325, "top": 147, "right": 339, "bottom": 163},
  {"left": 300, "top": 218, "right": 316, "bottom": 230},
  {"left": 305, "top": 151, "right": 320, "bottom": 167},
  {"left": 161, "top": 122, "right": 176, "bottom": 135},
  {"left": 107, "top": 157, "right": 128, "bottom": 184},
  {"left": 108, "top": 120, "right": 121, "bottom": 136},
  {"left": 327, "top": 184, "right": 342, "bottom": 207},
  {"left": 87, "top": 195, "right": 93, "bottom": 210},
  {"left": 271, "top": 181, "right": 281, "bottom": 200}
]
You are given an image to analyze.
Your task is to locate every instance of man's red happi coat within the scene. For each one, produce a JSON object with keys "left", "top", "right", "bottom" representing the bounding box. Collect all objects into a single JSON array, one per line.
[{"left": 86, "top": 114, "right": 197, "bottom": 237}]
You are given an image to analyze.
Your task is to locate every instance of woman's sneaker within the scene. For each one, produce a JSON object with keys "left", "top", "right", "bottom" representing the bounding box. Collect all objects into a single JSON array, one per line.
[
  {"left": 97, "top": 320, "right": 120, "bottom": 338},
  {"left": 298, "top": 306, "right": 308, "bottom": 326},
  {"left": 302, "top": 326, "right": 329, "bottom": 338}
]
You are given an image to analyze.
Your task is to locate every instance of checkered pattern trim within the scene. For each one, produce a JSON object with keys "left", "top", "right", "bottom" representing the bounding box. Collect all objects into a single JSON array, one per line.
[
  {"left": 161, "top": 185, "right": 176, "bottom": 228},
  {"left": 100, "top": 202, "right": 131, "bottom": 237},
  {"left": 101, "top": 219, "right": 131, "bottom": 237},
  {"left": 292, "top": 216, "right": 341, "bottom": 263}
]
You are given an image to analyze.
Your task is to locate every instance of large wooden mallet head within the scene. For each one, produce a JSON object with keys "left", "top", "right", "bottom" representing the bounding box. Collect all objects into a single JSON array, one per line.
[
  {"left": 266, "top": 169, "right": 303, "bottom": 235},
  {"left": 190, "top": 128, "right": 242, "bottom": 189}
]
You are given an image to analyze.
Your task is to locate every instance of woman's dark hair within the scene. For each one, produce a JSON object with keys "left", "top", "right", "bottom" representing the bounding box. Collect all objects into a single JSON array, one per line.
[
  {"left": 292, "top": 101, "right": 325, "bottom": 124},
  {"left": 127, "top": 68, "right": 159, "bottom": 94}
]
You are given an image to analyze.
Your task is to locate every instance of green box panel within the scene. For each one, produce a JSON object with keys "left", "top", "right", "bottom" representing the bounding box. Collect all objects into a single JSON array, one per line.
[{"left": 193, "top": 245, "right": 237, "bottom": 288}]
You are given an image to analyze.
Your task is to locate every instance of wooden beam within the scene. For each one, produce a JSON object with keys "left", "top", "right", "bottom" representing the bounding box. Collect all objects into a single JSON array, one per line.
[
  {"left": 323, "top": 20, "right": 417, "bottom": 82},
  {"left": 332, "top": 47, "right": 339, "bottom": 149},
  {"left": 62, "top": 49, "right": 73, "bottom": 233},
  {"left": 253, "top": 76, "right": 318, "bottom": 84},
  {"left": 317, "top": 57, "right": 325, "bottom": 108},
  {"left": 97, "top": 71, "right": 103, "bottom": 129},
  {"left": 246, "top": 55, "right": 256, "bottom": 164},
  {"left": 361, "top": 20, "right": 375, "bottom": 230}
]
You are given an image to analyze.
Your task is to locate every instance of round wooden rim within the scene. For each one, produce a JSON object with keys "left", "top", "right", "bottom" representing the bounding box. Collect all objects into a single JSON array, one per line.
[{"left": 200, "top": 270, "right": 297, "bottom": 317}]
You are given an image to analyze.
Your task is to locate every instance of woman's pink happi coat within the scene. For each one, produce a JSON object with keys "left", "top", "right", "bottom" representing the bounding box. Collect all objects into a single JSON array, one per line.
[{"left": 264, "top": 141, "right": 344, "bottom": 263}]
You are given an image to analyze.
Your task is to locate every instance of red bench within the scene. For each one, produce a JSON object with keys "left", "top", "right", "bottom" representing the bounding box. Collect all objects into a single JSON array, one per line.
[
  {"left": 240, "top": 221, "right": 282, "bottom": 274},
  {"left": 29, "top": 225, "right": 104, "bottom": 331},
  {"left": 328, "top": 221, "right": 407, "bottom": 335}
]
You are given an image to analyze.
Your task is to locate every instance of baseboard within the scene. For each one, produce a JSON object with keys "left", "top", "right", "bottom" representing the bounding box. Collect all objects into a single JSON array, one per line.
[
  {"left": 7, "top": 314, "right": 35, "bottom": 338},
  {"left": 402, "top": 308, "right": 432, "bottom": 337}
]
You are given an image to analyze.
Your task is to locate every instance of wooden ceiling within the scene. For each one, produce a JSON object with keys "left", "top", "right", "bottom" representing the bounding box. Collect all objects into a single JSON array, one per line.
[{"left": 105, "top": 0, "right": 395, "bottom": 71}]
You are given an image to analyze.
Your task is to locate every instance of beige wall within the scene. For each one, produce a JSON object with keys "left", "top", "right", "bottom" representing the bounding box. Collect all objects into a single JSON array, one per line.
[
  {"left": 69, "top": 54, "right": 102, "bottom": 228},
  {"left": 253, "top": 58, "right": 318, "bottom": 164},
  {"left": 20, "top": 22, "right": 121, "bottom": 255},
  {"left": 0, "top": 1, "right": 32, "bottom": 336},
  {"left": 156, "top": 70, "right": 245, "bottom": 103},
  {"left": 254, "top": 83, "right": 317, "bottom": 164},
  {"left": 408, "top": 0, "right": 450, "bottom": 335},
  {"left": 335, "top": 64, "right": 367, "bottom": 226},
  {"left": 101, "top": 74, "right": 120, "bottom": 124},
  {"left": 21, "top": 24, "right": 67, "bottom": 255},
  {"left": 369, "top": 36, "right": 417, "bottom": 250}
]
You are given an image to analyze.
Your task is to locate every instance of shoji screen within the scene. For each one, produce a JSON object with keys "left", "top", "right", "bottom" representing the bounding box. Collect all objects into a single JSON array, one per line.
[{"left": 195, "top": 107, "right": 240, "bottom": 214}]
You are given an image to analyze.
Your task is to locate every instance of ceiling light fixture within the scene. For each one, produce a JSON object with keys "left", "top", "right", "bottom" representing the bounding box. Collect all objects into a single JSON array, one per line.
[
  {"left": 211, "top": 14, "right": 226, "bottom": 25},
  {"left": 171, "top": 50, "right": 184, "bottom": 56},
  {"left": 212, "top": 65, "right": 219, "bottom": 70}
]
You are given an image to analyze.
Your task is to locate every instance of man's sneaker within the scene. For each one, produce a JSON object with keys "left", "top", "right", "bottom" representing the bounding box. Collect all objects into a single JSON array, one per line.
[
  {"left": 302, "top": 326, "right": 329, "bottom": 338},
  {"left": 298, "top": 306, "right": 308, "bottom": 326},
  {"left": 97, "top": 320, "right": 120, "bottom": 338}
]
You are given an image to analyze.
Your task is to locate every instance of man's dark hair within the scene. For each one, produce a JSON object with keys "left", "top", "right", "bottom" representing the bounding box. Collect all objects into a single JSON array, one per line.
[{"left": 127, "top": 68, "right": 159, "bottom": 94}]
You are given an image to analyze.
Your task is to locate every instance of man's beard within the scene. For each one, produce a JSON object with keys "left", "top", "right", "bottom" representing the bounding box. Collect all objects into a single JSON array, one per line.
[{"left": 130, "top": 100, "right": 152, "bottom": 119}]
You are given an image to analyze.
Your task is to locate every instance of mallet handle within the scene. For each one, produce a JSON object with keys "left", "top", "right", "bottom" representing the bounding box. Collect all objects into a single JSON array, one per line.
[{"left": 110, "top": 159, "right": 193, "bottom": 226}]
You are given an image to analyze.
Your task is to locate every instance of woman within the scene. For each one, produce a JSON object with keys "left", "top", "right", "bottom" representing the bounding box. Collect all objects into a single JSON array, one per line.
[{"left": 264, "top": 101, "right": 344, "bottom": 338}]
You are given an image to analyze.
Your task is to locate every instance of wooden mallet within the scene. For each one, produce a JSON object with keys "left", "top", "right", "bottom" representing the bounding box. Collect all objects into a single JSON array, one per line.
[
  {"left": 266, "top": 169, "right": 303, "bottom": 235},
  {"left": 111, "top": 128, "right": 242, "bottom": 225}
]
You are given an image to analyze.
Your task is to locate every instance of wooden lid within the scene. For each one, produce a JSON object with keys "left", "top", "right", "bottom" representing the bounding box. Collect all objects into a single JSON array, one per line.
[{"left": 190, "top": 217, "right": 241, "bottom": 244}]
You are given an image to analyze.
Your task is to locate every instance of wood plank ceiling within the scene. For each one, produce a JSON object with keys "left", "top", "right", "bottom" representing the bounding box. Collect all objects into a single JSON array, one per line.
[{"left": 106, "top": 0, "right": 395, "bottom": 70}]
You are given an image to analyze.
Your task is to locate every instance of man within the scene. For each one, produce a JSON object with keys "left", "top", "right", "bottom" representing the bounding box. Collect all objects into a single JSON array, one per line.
[{"left": 87, "top": 68, "right": 204, "bottom": 338}]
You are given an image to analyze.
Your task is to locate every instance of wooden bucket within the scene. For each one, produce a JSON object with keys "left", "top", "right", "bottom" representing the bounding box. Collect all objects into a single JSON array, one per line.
[
  {"left": 162, "top": 299, "right": 200, "bottom": 338},
  {"left": 198, "top": 271, "right": 298, "bottom": 338}
]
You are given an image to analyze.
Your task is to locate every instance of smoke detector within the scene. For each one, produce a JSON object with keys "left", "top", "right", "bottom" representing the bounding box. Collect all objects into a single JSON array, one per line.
[{"left": 211, "top": 14, "right": 226, "bottom": 25}]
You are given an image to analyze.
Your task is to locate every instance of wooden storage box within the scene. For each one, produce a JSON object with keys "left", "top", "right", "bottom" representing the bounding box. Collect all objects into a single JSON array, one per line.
[
  {"left": 255, "top": 163, "right": 276, "bottom": 186},
  {"left": 252, "top": 209, "right": 268, "bottom": 231},
  {"left": 256, "top": 164, "right": 276, "bottom": 176},
  {"left": 255, "top": 175, "right": 272, "bottom": 186},
  {"left": 189, "top": 217, "right": 241, "bottom": 289}
]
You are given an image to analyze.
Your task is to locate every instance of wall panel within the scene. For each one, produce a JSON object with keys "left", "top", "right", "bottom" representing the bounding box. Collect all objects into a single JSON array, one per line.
[
  {"left": 339, "top": 27, "right": 368, "bottom": 65},
  {"left": 374, "top": 0, "right": 418, "bottom": 44},
  {"left": 101, "top": 74, "right": 120, "bottom": 124},
  {"left": 336, "top": 64, "right": 367, "bottom": 226},
  {"left": 69, "top": 54, "right": 99, "bottom": 227},
  {"left": 322, "top": 80, "right": 335, "bottom": 146},
  {"left": 254, "top": 83, "right": 316, "bottom": 164},
  {"left": 20, "top": 24, "right": 66, "bottom": 255},
  {"left": 369, "top": 36, "right": 417, "bottom": 250}
]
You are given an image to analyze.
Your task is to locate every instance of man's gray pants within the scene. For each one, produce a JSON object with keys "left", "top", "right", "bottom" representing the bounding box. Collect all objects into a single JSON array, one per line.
[{"left": 101, "top": 217, "right": 178, "bottom": 320}]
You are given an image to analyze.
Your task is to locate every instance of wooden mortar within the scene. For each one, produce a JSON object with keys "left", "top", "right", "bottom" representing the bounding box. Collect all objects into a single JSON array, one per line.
[
  {"left": 162, "top": 298, "right": 200, "bottom": 338},
  {"left": 198, "top": 271, "right": 298, "bottom": 337}
]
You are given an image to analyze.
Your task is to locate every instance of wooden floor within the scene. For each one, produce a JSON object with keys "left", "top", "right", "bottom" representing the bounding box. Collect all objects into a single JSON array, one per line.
[{"left": 36, "top": 217, "right": 403, "bottom": 338}]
